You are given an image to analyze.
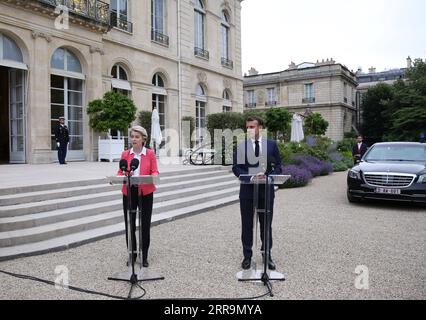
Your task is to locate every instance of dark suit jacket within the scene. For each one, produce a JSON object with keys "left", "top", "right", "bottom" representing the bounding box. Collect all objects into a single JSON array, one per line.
[
  {"left": 54, "top": 124, "right": 69, "bottom": 144},
  {"left": 232, "top": 138, "right": 282, "bottom": 200},
  {"left": 352, "top": 142, "right": 368, "bottom": 158}
]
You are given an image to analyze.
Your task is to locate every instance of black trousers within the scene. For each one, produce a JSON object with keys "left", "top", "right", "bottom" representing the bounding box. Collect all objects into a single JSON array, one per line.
[
  {"left": 240, "top": 196, "right": 274, "bottom": 259},
  {"left": 123, "top": 186, "right": 154, "bottom": 260},
  {"left": 57, "top": 142, "right": 67, "bottom": 164}
]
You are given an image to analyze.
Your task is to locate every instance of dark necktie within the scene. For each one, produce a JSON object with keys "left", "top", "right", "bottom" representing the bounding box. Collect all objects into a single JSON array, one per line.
[{"left": 255, "top": 140, "right": 260, "bottom": 157}]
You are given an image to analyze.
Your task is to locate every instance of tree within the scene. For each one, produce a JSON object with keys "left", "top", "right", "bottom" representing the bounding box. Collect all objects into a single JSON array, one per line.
[
  {"left": 384, "top": 59, "right": 426, "bottom": 141},
  {"left": 138, "top": 111, "right": 152, "bottom": 144},
  {"left": 265, "top": 108, "right": 292, "bottom": 140},
  {"left": 360, "top": 83, "right": 394, "bottom": 142},
  {"left": 303, "top": 112, "right": 329, "bottom": 136},
  {"left": 206, "top": 112, "right": 245, "bottom": 137},
  {"left": 87, "top": 91, "right": 136, "bottom": 134}
]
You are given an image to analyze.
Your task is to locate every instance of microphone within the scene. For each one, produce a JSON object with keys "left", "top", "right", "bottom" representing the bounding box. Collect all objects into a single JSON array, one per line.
[
  {"left": 119, "top": 159, "right": 128, "bottom": 175},
  {"left": 130, "top": 158, "right": 139, "bottom": 172}
]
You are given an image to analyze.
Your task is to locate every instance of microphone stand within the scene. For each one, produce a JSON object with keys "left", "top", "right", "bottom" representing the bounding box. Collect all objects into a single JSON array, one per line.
[
  {"left": 237, "top": 160, "right": 285, "bottom": 297},
  {"left": 108, "top": 168, "right": 141, "bottom": 298}
]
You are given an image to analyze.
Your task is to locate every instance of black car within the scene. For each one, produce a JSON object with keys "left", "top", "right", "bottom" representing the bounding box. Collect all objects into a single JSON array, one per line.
[{"left": 347, "top": 142, "right": 426, "bottom": 204}]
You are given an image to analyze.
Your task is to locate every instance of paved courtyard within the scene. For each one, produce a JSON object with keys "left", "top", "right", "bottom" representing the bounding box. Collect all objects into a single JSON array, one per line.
[{"left": 0, "top": 171, "right": 425, "bottom": 300}]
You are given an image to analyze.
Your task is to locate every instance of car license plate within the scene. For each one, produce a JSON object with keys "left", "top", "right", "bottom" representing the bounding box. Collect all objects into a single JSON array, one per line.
[{"left": 375, "top": 188, "right": 401, "bottom": 195}]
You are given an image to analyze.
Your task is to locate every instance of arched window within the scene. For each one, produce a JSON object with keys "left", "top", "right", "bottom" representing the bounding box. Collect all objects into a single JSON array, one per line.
[
  {"left": 1, "top": 33, "right": 27, "bottom": 163},
  {"left": 51, "top": 48, "right": 82, "bottom": 73},
  {"left": 223, "top": 89, "right": 232, "bottom": 113},
  {"left": 50, "top": 48, "right": 84, "bottom": 157},
  {"left": 152, "top": 73, "right": 166, "bottom": 135},
  {"left": 111, "top": 64, "right": 131, "bottom": 96},
  {"left": 111, "top": 64, "right": 128, "bottom": 80},
  {"left": 152, "top": 73, "right": 165, "bottom": 87},
  {"left": 195, "top": 84, "right": 206, "bottom": 144},
  {"left": 0, "top": 33, "right": 23, "bottom": 62},
  {"left": 194, "top": 0, "right": 206, "bottom": 56}
]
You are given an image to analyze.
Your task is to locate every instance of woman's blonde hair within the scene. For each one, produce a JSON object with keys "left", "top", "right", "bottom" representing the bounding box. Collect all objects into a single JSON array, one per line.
[{"left": 130, "top": 125, "right": 148, "bottom": 142}]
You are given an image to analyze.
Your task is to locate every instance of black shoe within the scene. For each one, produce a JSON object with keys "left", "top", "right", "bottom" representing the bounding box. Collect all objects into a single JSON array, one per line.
[
  {"left": 262, "top": 253, "right": 276, "bottom": 270},
  {"left": 267, "top": 258, "right": 276, "bottom": 270},
  {"left": 241, "top": 258, "right": 251, "bottom": 270},
  {"left": 142, "top": 259, "right": 149, "bottom": 268}
]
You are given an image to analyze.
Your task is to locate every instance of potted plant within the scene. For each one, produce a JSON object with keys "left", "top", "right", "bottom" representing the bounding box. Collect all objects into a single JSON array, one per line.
[{"left": 87, "top": 91, "right": 137, "bottom": 161}]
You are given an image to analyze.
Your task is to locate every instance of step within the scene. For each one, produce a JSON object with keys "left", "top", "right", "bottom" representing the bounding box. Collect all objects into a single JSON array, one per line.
[
  {"left": 0, "top": 174, "right": 236, "bottom": 217},
  {"left": 0, "top": 194, "right": 239, "bottom": 261},
  {"left": 0, "top": 180, "right": 239, "bottom": 231},
  {"left": 0, "top": 165, "right": 228, "bottom": 196},
  {"left": 0, "top": 169, "right": 232, "bottom": 206},
  {"left": 0, "top": 186, "right": 240, "bottom": 247}
]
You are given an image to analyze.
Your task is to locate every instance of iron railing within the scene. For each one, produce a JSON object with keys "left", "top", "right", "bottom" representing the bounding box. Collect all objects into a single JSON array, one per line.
[
  {"left": 194, "top": 47, "right": 209, "bottom": 60},
  {"left": 221, "top": 57, "right": 233, "bottom": 69},
  {"left": 151, "top": 30, "right": 169, "bottom": 46},
  {"left": 37, "top": 0, "right": 109, "bottom": 25},
  {"left": 302, "top": 97, "right": 315, "bottom": 103},
  {"left": 110, "top": 10, "right": 133, "bottom": 33}
]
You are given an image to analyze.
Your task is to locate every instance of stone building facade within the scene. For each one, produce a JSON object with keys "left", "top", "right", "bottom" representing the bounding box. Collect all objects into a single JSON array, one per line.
[
  {"left": 243, "top": 60, "right": 358, "bottom": 141},
  {"left": 0, "top": 0, "right": 243, "bottom": 164}
]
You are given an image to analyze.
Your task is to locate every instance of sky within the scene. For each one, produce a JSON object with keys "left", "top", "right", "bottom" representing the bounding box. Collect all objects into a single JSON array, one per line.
[{"left": 241, "top": 0, "right": 426, "bottom": 75}]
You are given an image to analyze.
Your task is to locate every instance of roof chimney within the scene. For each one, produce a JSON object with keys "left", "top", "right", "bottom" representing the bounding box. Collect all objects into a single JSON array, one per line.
[{"left": 248, "top": 67, "right": 259, "bottom": 76}]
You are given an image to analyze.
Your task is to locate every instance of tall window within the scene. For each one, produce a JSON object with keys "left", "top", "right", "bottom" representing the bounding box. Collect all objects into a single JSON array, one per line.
[
  {"left": 303, "top": 83, "right": 314, "bottom": 103},
  {"left": 111, "top": 64, "right": 131, "bottom": 96},
  {"left": 343, "top": 82, "right": 348, "bottom": 103},
  {"left": 223, "top": 90, "right": 232, "bottom": 112},
  {"left": 194, "top": 0, "right": 206, "bottom": 51},
  {"left": 247, "top": 90, "right": 255, "bottom": 108},
  {"left": 111, "top": 0, "right": 132, "bottom": 32},
  {"left": 267, "top": 88, "right": 276, "bottom": 106},
  {"left": 152, "top": 74, "right": 166, "bottom": 134},
  {"left": 152, "top": 0, "right": 165, "bottom": 34},
  {"left": 195, "top": 84, "right": 206, "bottom": 144},
  {"left": 221, "top": 11, "right": 230, "bottom": 61},
  {"left": 50, "top": 48, "right": 84, "bottom": 153}
]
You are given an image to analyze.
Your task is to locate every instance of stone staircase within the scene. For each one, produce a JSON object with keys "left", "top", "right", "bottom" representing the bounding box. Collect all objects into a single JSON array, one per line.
[{"left": 0, "top": 166, "right": 239, "bottom": 261}]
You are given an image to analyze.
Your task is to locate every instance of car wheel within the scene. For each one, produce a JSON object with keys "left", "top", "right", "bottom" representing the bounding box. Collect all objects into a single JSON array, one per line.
[{"left": 347, "top": 191, "right": 360, "bottom": 203}]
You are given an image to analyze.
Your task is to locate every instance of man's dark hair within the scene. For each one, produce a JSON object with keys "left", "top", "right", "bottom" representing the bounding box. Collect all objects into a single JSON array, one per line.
[{"left": 246, "top": 116, "right": 264, "bottom": 127}]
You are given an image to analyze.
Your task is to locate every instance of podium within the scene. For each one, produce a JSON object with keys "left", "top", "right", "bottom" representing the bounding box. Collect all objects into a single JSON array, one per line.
[
  {"left": 236, "top": 174, "right": 290, "bottom": 297},
  {"left": 106, "top": 175, "right": 164, "bottom": 297}
]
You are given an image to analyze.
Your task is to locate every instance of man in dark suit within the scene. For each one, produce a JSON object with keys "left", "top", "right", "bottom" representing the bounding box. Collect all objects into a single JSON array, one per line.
[
  {"left": 54, "top": 116, "right": 69, "bottom": 165},
  {"left": 352, "top": 135, "right": 368, "bottom": 165},
  {"left": 232, "top": 116, "right": 282, "bottom": 270}
]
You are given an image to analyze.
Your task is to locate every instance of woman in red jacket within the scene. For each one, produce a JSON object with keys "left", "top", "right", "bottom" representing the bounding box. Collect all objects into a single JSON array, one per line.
[{"left": 118, "top": 125, "right": 159, "bottom": 267}]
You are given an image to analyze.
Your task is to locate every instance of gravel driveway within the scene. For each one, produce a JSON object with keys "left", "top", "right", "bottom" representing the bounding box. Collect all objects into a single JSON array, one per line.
[{"left": 0, "top": 171, "right": 424, "bottom": 300}]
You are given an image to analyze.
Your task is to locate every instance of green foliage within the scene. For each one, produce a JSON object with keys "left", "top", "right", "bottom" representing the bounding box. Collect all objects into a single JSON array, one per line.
[
  {"left": 361, "top": 59, "right": 426, "bottom": 142},
  {"left": 87, "top": 91, "right": 136, "bottom": 133},
  {"left": 303, "top": 112, "right": 329, "bottom": 136},
  {"left": 333, "top": 161, "right": 349, "bottom": 172},
  {"left": 337, "top": 138, "right": 355, "bottom": 153},
  {"left": 206, "top": 112, "right": 245, "bottom": 137},
  {"left": 361, "top": 83, "right": 394, "bottom": 141},
  {"left": 138, "top": 111, "right": 152, "bottom": 144},
  {"left": 383, "top": 59, "right": 426, "bottom": 141},
  {"left": 264, "top": 108, "right": 292, "bottom": 140}
]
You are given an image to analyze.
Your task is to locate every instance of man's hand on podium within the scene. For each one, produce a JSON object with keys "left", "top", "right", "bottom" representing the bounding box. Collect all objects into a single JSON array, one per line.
[{"left": 251, "top": 172, "right": 266, "bottom": 183}]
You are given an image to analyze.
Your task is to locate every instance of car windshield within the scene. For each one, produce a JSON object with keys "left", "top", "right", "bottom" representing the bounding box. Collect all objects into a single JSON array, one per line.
[{"left": 365, "top": 145, "right": 426, "bottom": 162}]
